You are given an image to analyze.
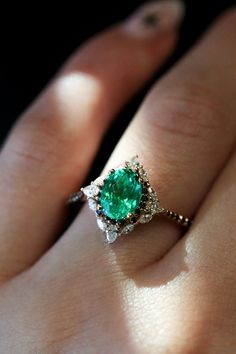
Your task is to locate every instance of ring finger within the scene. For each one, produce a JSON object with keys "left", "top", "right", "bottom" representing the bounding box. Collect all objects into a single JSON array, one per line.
[{"left": 46, "top": 6, "right": 236, "bottom": 277}]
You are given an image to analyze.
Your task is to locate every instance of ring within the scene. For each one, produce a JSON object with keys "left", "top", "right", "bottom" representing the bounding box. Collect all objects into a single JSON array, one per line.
[{"left": 68, "top": 156, "right": 192, "bottom": 243}]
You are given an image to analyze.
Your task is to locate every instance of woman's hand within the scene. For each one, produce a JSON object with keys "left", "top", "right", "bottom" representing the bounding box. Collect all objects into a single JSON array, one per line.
[{"left": 1, "top": 1, "right": 236, "bottom": 353}]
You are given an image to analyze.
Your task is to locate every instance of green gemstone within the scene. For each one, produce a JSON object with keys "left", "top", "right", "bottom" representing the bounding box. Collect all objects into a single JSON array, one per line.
[{"left": 100, "top": 168, "right": 143, "bottom": 221}]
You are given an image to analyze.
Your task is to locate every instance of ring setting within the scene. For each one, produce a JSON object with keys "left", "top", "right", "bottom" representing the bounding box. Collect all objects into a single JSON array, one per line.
[{"left": 68, "top": 157, "right": 191, "bottom": 243}]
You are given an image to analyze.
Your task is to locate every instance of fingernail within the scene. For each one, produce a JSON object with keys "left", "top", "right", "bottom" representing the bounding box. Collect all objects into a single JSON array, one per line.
[{"left": 123, "top": 0, "right": 185, "bottom": 37}]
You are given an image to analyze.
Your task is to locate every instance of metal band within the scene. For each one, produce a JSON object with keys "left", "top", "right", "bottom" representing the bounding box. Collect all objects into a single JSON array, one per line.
[
  {"left": 67, "top": 191, "right": 85, "bottom": 204},
  {"left": 161, "top": 208, "right": 192, "bottom": 228}
]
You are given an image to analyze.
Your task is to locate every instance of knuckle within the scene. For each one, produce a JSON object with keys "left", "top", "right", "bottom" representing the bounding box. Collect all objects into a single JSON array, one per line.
[
  {"left": 144, "top": 81, "right": 224, "bottom": 143},
  {"left": 5, "top": 72, "right": 104, "bottom": 172},
  {"left": 4, "top": 103, "right": 81, "bottom": 174},
  {"left": 4, "top": 118, "right": 62, "bottom": 172}
]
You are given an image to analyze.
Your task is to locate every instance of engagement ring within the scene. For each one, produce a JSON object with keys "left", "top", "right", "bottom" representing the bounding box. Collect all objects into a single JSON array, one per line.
[{"left": 68, "top": 157, "right": 192, "bottom": 243}]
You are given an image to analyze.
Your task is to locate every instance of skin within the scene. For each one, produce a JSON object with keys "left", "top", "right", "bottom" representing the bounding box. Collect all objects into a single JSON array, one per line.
[{"left": 0, "top": 6, "right": 236, "bottom": 354}]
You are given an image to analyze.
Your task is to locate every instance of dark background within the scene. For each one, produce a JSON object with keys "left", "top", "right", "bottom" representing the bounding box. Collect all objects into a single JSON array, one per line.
[{"left": 1, "top": 0, "right": 235, "bottom": 172}]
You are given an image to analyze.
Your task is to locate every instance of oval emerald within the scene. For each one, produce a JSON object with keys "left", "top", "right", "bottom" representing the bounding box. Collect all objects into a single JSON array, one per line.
[{"left": 100, "top": 168, "right": 143, "bottom": 221}]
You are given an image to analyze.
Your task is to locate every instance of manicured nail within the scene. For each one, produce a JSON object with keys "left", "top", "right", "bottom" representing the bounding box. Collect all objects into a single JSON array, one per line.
[{"left": 123, "top": 0, "right": 185, "bottom": 37}]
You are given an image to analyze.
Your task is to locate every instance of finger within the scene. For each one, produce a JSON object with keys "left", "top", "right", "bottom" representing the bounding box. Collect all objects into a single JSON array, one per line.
[
  {"left": 0, "top": 1, "right": 181, "bottom": 279},
  {"left": 146, "top": 146, "right": 236, "bottom": 352},
  {"left": 47, "top": 6, "right": 236, "bottom": 277}
]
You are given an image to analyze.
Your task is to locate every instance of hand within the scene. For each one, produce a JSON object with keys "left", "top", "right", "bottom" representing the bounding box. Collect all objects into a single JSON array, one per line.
[{"left": 1, "top": 1, "right": 236, "bottom": 353}]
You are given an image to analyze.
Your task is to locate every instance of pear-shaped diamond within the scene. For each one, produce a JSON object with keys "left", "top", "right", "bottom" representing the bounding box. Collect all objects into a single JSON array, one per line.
[{"left": 83, "top": 185, "right": 100, "bottom": 198}]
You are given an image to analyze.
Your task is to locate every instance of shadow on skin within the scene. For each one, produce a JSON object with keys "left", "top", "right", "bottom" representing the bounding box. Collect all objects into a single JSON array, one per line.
[
  {"left": 108, "top": 214, "right": 189, "bottom": 288},
  {"left": 133, "top": 236, "right": 189, "bottom": 288}
]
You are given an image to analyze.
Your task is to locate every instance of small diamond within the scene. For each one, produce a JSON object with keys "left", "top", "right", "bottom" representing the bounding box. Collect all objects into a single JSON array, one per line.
[
  {"left": 139, "top": 214, "right": 152, "bottom": 223},
  {"left": 83, "top": 185, "right": 100, "bottom": 198},
  {"left": 97, "top": 218, "right": 106, "bottom": 231},
  {"left": 93, "top": 176, "right": 104, "bottom": 186},
  {"left": 88, "top": 199, "right": 97, "bottom": 211},
  {"left": 129, "top": 156, "right": 140, "bottom": 170},
  {"left": 106, "top": 229, "right": 118, "bottom": 243},
  {"left": 148, "top": 187, "right": 155, "bottom": 194},
  {"left": 139, "top": 168, "right": 148, "bottom": 179},
  {"left": 107, "top": 224, "right": 117, "bottom": 232},
  {"left": 150, "top": 202, "right": 162, "bottom": 215},
  {"left": 122, "top": 224, "right": 134, "bottom": 234},
  {"left": 148, "top": 190, "right": 158, "bottom": 202}
]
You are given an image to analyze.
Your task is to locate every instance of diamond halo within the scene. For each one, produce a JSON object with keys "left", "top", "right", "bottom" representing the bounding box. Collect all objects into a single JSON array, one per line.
[{"left": 82, "top": 157, "right": 162, "bottom": 243}]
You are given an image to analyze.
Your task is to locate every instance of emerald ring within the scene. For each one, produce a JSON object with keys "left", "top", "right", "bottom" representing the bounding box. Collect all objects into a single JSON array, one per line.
[{"left": 68, "top": 157, "right": 192, "bottom": 243}]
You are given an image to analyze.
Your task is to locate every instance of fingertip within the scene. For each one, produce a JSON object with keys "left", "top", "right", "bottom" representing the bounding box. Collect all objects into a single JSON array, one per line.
[{"left": 121, "top": 0, "right": 186, "bottom": 38}]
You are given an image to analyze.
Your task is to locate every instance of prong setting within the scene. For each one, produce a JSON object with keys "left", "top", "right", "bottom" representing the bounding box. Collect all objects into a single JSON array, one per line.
[{"left": 80, "top": 157, "right": 162, "bottom": 243}]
